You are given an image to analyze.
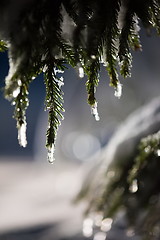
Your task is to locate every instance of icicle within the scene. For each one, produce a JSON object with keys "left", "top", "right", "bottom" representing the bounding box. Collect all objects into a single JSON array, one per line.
[
  {"left": 129, "top": 179, "right": 138, "bottom": 193},
  {"left": 18, "top": 121, "right": 27, "bottom": 147},
  {"left": 13, "top": 87, "right": 20, "bottom": 98},
  {"left": 101, "top": 218, "right": 113, "bottom": 232},
  {"left": 17, "top": 79, "right": 22, "bottom": 86},
  {"left": 11, "top": 101, "right": 16, "bottom": 106},
  {"left": 91, "top": 102, "right": 100, "bottom": 121},
  {"left": 82, "top": 218, "right": 93, "bottom": 238},
  {"left": 114, "top": 82, "right": 122, "bottom": 99},
  {"left": 157, "top": 149, "right": 160, "bottom": 156},
  {"left": 47, "top": 144, "right": 55, "bottom": 164},
  {"left": 100, "top": 53, "right": 107, "bottom": 66},
  {"left": 79, "top": 66, "right": 84, "bottom": 78}
]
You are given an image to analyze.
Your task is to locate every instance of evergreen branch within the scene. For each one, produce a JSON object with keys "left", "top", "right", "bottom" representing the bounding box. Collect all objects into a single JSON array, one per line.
[
  {"left": 104, "top": 1, "right": 120, "bottom": 89},
  {"left": 1, "top": 0, "right": 160, "bottom": 163},
  {"left": 60, "top": 41, "right": 76, "bottom": 67},
  {"left": 13, "top": 79, "right": 29, "bottom": 148},
  {"left": 119, "top": 5, "right": 134, "bottom": 78},
  {"left": 85, "top": 60, "right": 99, "bottom": 106},
  {"left": 150, "top": 0, "right": 160, "bottom": 34},
  {"left": 128, "top": 131, "right": 160, "bottom": 184},
  {"left": 5, "top": 75, "right": 30, "bottom": 148},
  {"left": 85, "top": 57, "right": 100, "bottom": 121},
  {"left": 133, "top": 0, "right": 152, "bottom": 28},
  {"left": 44, "top": 56, "right": 65, "bottom": 163},
  {"left": 106, "top": 36, "right": 119, "bottom": 87},
  {"left": 94, "top": 131, "right": 160, "bottom": 237}
]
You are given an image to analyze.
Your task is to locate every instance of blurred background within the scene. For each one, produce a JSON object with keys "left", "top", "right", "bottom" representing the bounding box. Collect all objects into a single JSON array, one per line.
[{"left": 0, "top": 28, "right": 160, "bottom": 240}]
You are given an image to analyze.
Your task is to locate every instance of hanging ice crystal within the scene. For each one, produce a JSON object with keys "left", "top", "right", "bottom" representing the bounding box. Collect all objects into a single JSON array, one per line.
[
  {"left": 129, "top": 179, "right": 138, "bottom": 193},
  {"left": 100, "top": 53, "right": 107, "bottom": 66},
  {"left": 79, "top": 67, "right": 84, "bottom": 78},
  {"left": 91, "top": 102, "right": 100, "bottom": 121},
  {"left": 13, "top": 87, "right": 20, "bottom": 98},
  {"left": 157, "top": 149, "right": 160, "bottom": 156},
  {"left": 11, "top": 101, "right": 16, "bottom": 106},
  {"left": 101, "top": 218, "right": 113, "bottom": 232},
  {"left": 47, "top": 144, "right": 55, "bottom": 164},
  {"left": 82, "top": 218, "right": 93, "bottom": 237},
  {"left": 18, "top": 121, "right": 27, "bottom": 147},
  {"left": 114, "top": 82, "right": 122, "bottom": 99}
]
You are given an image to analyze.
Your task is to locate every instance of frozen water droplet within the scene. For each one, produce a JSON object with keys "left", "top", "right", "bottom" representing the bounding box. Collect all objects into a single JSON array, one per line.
[
  {"left": 18, "top": 122, "right": 27, "bottom": 147},
  {"left": 101, "top": 218, "right": 113, "bottom": 232},
  {"left": 79, "top": 67, "right": 84, "bottom": 78},
  {"left": 11, "top": 101, "right": 16, "bottom": 106},
  {"left": 93, "top": 231, "right": 106, "bottom": 240},
  {"left": 114, "top": 82, "right": 122, "bottom": 99},
  {"left": 91, "top": 55, "right": 96, "bottom": 59},
  {"left": 18, "top": 79, "right": 22, "bottom": 86},
  {"left": 157, "top": 149, "right": 160, "bottom": 156},
  {"left": 13, "top": 87, "right": 20, "bottom": 98},
  {"left": 32, "top": 76, "right": 36, "bottom": 80},
  {"left": 47, "top": 144, "right": 55, "bottom": 164},
  {"left": 91, "top": 102, "right": 100, "bottom": 121},
  {"left": 83, "top": 218, "right": 93, "bottom": 237},
  {"left": 129, "top": 179, "right": 138, "bottom": 193}
]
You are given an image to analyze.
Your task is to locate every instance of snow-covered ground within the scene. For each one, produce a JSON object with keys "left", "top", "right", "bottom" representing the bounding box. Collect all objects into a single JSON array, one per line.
[{"left": 0, "top": 158, "right": 87, "bottom": 239}]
